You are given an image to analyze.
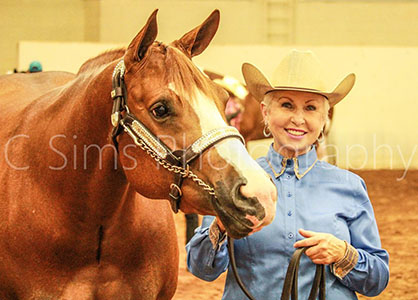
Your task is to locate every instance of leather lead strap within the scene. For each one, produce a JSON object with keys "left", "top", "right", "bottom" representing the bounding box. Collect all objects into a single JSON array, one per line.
[
  {"left": 228, "top": 238, "right": 326, "bottom": 300},
  {"left": 227, "top": 236, "right": 257, "bottom": 300},
  {"left": 281, "top": 247, "right": 326, "bottom": 300}
]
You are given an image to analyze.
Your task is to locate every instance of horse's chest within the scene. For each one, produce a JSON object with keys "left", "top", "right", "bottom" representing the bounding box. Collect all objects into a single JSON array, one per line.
[
  {"left": 25, "top": 264, "right": 161, "bottom": 300},
  {"left": 60, "top": 264, "right": 147, "bottom": 300},
  {"left": 0, "top": 199, "right": 178, "bottom": 300}
]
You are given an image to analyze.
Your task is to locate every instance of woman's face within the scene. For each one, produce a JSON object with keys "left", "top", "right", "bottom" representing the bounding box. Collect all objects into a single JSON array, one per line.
[{"left": 261, "top": 90, "right": 328, "bottom": 157}]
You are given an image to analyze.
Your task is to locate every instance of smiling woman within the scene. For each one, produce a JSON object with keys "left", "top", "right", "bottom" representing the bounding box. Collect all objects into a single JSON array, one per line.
[{"left": 186, "top": 49, "right": 389, "bottom": 300}]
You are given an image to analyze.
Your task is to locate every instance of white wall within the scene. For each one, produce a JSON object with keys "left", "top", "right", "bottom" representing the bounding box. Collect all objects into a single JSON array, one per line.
[
  {"left": 295, "top": 0, "right": 418, "bottom": 46},
  {"left": 3, "top": 0, "right": 418, "bottom": 74},
  {"left": 98, "top": 0, "right": 266, "bottom": 45}
]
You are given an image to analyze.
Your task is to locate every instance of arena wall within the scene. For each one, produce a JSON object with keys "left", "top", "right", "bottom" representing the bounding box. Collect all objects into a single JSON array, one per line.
[{"left": 2, "top": 1, "right": 418, "bottom": 74}]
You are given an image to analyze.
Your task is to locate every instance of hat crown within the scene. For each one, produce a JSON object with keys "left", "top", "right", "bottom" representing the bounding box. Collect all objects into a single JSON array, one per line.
[
  {"left": 272, "top": 50, "right": 327, "bottom": 91},
  {"left": 242, "top": 49, "right": 355, "bottom": 106}
]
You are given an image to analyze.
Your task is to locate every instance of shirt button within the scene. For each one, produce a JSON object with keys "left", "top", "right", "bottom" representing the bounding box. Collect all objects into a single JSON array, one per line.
[
  {"left": 287, "top": 210, "right": 292, "bottom": 216},
  {"left": 287, "top": 175, "right": 291, "bottom": 179},
  {"left": 287, "top": 192, "right": 292, "bottom": 197},
  {"left": 288, "top": 232, "right": 294, "bottom": 239}
]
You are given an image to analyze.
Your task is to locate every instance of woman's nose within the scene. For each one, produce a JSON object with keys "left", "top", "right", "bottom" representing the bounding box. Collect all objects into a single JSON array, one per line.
[{"left": 290, "top": 110, "right": 305, "bottom": 126}]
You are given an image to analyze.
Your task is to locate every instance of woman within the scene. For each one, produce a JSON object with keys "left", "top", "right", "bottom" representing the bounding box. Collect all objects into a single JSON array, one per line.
[{"left": 186, "top": 50, "right": 389, "bottom": 299}]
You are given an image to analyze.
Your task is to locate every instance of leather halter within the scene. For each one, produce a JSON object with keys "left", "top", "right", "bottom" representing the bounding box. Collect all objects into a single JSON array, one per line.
[{"left": 110, "top": 59, "right": 244, "bottom": 213}]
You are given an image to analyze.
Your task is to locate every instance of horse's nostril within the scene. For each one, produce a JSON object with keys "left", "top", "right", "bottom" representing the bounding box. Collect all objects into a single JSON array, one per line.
[
  {"left": 235, "top": 184, "right": 266, "bottom": 221},
  {"left": 245, "top": 214, "right": 264, "bottom": 229},
  {"left": 239, "top": 178, "right": 277, "bottom": 227}
]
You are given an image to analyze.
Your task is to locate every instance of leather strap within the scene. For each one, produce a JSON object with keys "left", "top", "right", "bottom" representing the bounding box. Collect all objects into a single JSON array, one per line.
[
  {"left": 281, "top": 247, "right": 325, "bottom": 300},
  {"left": 228, "top": 239, "right": 325, "bottom": 300},
  {"left": 227, "top": 236, "right": 256, "bottom": 300}
]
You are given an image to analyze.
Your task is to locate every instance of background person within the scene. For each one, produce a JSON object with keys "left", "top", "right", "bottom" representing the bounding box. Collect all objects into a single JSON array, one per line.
[
  {"left": 28, "top": 60, "right": 42, "bottom": 73},
  {"left": 186, "top": 50, "right": 389, "bottom": 299}
]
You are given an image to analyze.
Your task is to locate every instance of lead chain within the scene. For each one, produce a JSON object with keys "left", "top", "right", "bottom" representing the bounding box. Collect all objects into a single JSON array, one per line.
[{"left": 134, "top": 138, "right": 217, "bottom": 197}]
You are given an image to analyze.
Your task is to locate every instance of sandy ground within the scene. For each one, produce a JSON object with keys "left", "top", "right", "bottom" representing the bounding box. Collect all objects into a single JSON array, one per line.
[{"left": 172, "top": 170, "right": 418, "bottom": 300}]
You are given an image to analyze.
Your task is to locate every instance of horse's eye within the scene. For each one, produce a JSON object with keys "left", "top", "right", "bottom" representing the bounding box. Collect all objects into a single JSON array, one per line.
[{"left": 151, "top": 102, "right": 170, "bottom": 119}]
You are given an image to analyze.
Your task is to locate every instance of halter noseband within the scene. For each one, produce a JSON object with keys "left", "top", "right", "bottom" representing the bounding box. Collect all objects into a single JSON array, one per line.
[{"left": 110, "top": 59, "right": 244, "bottom": 213}]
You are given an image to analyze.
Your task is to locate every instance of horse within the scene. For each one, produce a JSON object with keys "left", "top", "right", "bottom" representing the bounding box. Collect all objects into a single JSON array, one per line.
[
  {"left": 203, "top": 69, "right": 265, "bottom": 143},
  {"left": 0, "top": 9, "right": 277, "bottom": 299}
]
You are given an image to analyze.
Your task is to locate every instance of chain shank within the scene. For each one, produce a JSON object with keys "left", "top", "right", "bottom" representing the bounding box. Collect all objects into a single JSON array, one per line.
[{"left": 127, "top": 129, "right": 217, "bottom": 197}]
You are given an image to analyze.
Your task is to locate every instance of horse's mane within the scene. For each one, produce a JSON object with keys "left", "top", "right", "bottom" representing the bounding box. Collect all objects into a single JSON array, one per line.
[
  {"left": 77, "top": 48, "right": 126, "bottom": 74},
  {"left": 77, "top": 44, "right": 218, "bottom": 101}
]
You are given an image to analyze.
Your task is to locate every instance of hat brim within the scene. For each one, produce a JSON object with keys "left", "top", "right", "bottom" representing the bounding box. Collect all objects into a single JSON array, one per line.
[{"left": 242, "top": 63, "right": 355, "bottom": 107}]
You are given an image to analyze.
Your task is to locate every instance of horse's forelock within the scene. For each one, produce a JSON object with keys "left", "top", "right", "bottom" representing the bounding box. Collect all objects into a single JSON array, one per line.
[{"left": 164, "top": 46, "right": 218, "bottom": 103}]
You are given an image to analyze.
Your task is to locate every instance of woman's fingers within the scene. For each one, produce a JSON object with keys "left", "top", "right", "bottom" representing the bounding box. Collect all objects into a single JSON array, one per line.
[
  {"left": 298, "top": 228, "right": 317, "bottom": 238},
  {"left": 293, "top": 229, "right": 320, "bottom": 248},
  {"left": 293, "top": 229, "right": 347, "bottom": 264},
  {"left": 294, "top": 238, "right": 315, "bottom": 249}
]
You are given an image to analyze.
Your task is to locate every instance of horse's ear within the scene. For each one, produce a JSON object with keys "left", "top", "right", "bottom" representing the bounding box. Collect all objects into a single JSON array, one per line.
[
  {"left": 176, "top": 10, "right": 220, "bottom": 58},
  {"left": 126, "top": 9, "right": 158, "bottom": 62}
]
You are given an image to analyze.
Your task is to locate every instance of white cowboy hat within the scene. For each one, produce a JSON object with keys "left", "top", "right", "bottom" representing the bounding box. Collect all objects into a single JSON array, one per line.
[
  {"left": 242, "top": 49, "right": 355, "bottom": 107},
  {"left": 213, "top": 76, "right": 248, "bottom": 99}
]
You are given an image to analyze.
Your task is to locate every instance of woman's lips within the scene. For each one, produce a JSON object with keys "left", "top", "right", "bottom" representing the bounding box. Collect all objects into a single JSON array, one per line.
[{"left": 285, "top": 128, "right": 307, "bottom": 139}]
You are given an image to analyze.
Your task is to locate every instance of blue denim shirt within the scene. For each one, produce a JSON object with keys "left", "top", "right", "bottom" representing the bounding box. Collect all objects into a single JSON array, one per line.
[{"left": 186, "top": 145, "right": 389, "bottom": 299}]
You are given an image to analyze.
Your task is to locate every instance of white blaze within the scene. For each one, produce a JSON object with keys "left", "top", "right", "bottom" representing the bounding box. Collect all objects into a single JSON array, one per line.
[
  {"left": 189, "top": 87, "right": 276, "bottom": 227},
  {"left": 168, "top": 83, "right": 276, "bottom": 228}
]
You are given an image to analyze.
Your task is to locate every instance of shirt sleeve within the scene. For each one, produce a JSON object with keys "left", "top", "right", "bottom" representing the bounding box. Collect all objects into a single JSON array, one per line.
[
  {"left": 186, "top": 215, "right": 229, "bottom": 282},
  {"left": 336, "top": 177, "right": 390, "bottom": 297},
  {"left": 331, "top": 241, "right": 359, "bottom": 278}
]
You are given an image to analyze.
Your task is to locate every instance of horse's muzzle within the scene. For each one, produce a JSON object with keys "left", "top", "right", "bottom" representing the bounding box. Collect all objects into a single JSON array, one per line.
[{"left": 212, "top": 178, "right": 276, "bottom": 239}]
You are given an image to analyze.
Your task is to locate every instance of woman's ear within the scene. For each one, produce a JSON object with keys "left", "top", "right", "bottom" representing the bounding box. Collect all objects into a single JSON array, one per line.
[{"left": 260, "top": 102, "right": 268, "bottom": 122}]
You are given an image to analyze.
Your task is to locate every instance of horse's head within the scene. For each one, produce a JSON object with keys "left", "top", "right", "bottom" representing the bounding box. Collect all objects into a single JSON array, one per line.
[{"left": 114, "top": 10, "right": 276, "bottom": 238}]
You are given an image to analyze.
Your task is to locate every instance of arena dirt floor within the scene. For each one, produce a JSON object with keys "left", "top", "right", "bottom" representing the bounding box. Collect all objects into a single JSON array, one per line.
[{"left": 172, "top": 170, "right": 418, "bottom": 300}]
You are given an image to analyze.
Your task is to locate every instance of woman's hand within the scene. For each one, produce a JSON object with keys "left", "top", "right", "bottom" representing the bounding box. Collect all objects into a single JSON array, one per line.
[
  {"left": 293, "top": 229, "right": 346, "bottom": 265},
  {"left": 216, "top": 218, "right": 226, "bottom": 233}
]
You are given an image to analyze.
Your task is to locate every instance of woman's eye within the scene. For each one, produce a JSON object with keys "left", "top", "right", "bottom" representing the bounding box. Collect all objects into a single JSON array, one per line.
[
  {"left": 282, "top": 102, "right": 292, "bottom": 109},
  {"left": 306, "top": 105, "right": 316, "bottom": 111},
  {"left": 151, "top": 103, "right": 170, "bottom": 119}
]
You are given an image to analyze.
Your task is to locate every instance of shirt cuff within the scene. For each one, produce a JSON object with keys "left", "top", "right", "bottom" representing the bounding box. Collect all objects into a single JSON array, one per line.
[
  {"left": 209, "top": 219, "right": 227, "bottom": 250},
  {"left": 331, "top": 241, "right": 359, "bottom": 279}
]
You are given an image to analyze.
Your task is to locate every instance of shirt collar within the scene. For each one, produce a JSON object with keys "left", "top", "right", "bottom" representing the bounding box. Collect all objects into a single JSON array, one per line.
[{"left": 266, "top": 145, "right": 318, "bottom": 180}]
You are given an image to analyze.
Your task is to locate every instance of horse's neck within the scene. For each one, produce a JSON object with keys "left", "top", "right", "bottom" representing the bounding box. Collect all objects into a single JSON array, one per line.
[{"left": 37, "top": 64, "right": 130, "bottom": 215}]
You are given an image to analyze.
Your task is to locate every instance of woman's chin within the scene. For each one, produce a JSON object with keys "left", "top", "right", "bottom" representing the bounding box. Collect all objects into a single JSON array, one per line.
[{"left": 274, "top": 141, "right": 312, "bottom": 157}]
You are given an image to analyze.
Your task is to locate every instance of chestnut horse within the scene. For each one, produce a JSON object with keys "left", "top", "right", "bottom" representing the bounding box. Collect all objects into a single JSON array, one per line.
[
  {"left": 0, "top": 10, "right": 277, "bottom": 300},
  {"left": 203, "top": 69, "right": 265, "bottom": 143}
]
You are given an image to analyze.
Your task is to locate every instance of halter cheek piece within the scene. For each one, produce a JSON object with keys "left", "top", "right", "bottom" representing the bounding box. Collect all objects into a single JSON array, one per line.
[{"left": 110, "top": 59, "right": 244, "bottom": 213}]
